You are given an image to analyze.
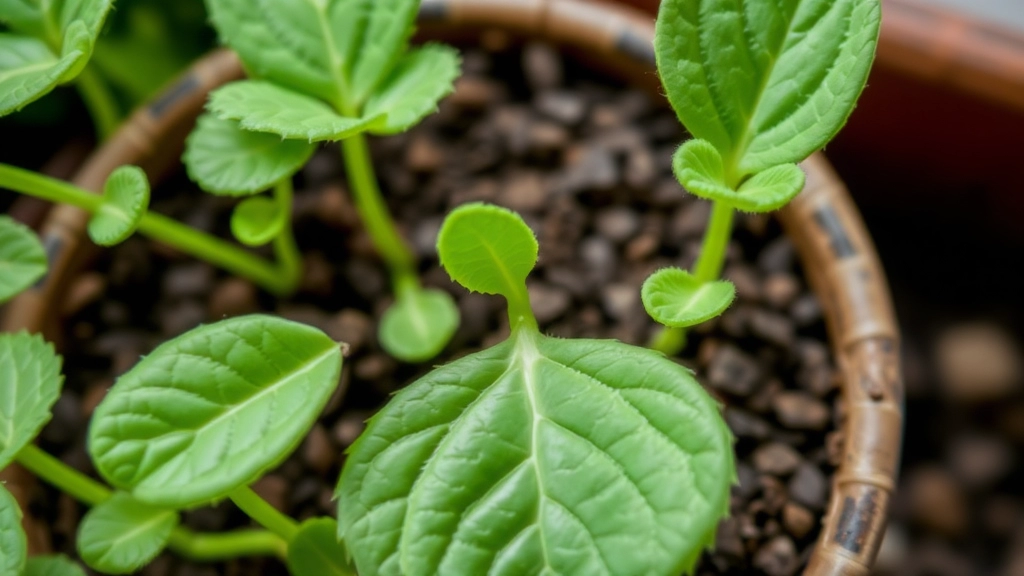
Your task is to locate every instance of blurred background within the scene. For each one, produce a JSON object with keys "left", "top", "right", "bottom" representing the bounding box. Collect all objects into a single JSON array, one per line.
[{"left": 2, "top": 0, "right": 1023, "bottom": 574}]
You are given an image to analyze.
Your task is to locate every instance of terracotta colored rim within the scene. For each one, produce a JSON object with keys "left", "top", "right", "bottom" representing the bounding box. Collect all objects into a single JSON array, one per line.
[{"left": 1, "top": 1, "right": 904, "bottom": 574}]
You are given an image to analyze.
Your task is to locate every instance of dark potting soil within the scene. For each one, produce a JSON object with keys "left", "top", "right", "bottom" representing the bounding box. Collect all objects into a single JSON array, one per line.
[{"left": 32, "top": 43, "right": 840, "bottom": 576}]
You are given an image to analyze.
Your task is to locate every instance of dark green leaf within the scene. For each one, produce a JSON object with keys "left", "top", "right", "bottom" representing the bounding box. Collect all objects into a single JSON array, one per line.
[
  {"left": 0, "top": 215, "right": 47, "bottom": 303},
  {"left": 0, "top": 483, "right": 27, "bottom": 576},
  {"left": 287, "top": 518, "right": 356, "bottom": 576},
  {"left": 0, "top": 332, "right": 64, "bottom": 469},
  {"left": 379, "top": 288, "right": 459, "bottom": 362},
  {"left": 77, "top": 493, "right": 178, "bottom": 574},
  {"left": 230, "top": 196, "right": 284, "bottom": 247},
  {"left": 23, "top": 555, "right": 87, "bottom": 576},
  {"left": 642, "top": 267, "right": 735, "bottom": 328},
  {"left": 88, "top": 165, "right": 151, "bottom": 247}
]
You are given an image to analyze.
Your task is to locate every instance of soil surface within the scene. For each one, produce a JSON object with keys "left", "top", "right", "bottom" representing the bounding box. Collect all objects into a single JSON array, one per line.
[{"left": 30, "top": 43, "right": 840, "bottom": 576}]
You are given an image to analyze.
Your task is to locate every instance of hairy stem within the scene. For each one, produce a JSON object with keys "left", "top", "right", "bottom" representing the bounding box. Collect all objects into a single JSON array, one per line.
[
  {"left": 75, "top": 66, "right": 121, "bottom": 141},
  {"left": 228, "top": 486, "right": 299, "bottom": 542}
]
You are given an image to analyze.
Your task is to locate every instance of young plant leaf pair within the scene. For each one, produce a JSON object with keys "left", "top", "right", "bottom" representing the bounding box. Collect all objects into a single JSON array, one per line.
[{"left": 643, "top": 0, "right": 881, "bottom": 330}]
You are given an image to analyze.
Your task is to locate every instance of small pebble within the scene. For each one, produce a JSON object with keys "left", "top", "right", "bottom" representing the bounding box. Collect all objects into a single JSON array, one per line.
[
  {"left": 773, "top": 391, "right": 831, "bottom": 431},
  {"left": 752, "top": 443, "right": 803, "bottom": 476}
]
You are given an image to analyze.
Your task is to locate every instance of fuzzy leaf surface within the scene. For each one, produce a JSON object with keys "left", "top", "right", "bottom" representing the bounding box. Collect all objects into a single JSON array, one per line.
[
  {"left": 0, "top": 332, "right": 64, "bottom": 469},
  {"left": 287, "top": 518, "right": 356, "bottom": 576},
  {"left": 338, "top": 332, "right": 735, "bottom": 576},
  {"left": 184, "top": 113, "right": 315, "bottom": 196},
  {"left": 655, "top": 0, "right": 881, "bottom": 175},
  {"left": 379, "top": 288, "right": 459, "bottom": 362},
  {"left": 23, "top": 556, "right": 87, "bottom": 576},
  {"left": 365, "top": 44, "right": 460, "bottom": 135},
  {"left": 208, "top": 81, "right": 384, "bottom": 142},
  {"left": 77, "top": 493, "right": 178, "bottom": 574},
  {"left": 88, "top": 166, "right": 150, "bottom": 247},
  {"left": 436, "top": 203, "right": 538, "bottom": 297},
  {"left": 230, "top": 196, "right": 283, "bottom": 247},
  {"left": 0, "top": 215, "right": 47, "bottom": 303},
  {"left": 0, "top": 483, "right": 26, "bottom": 576},
  {"left": 88, "top": 315, "right": 344, "bottom": 508},
  {"left": 642, "top": 268, "right": 735, "bottom": 328}
]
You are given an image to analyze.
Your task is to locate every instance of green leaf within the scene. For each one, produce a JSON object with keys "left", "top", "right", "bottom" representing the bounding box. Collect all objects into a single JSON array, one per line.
[
  {"left": 673, "top": 139, "right": 805, "bottom": 213},
  {"left": 365, "top": 44, "right": 460, "bottom": 135},
  {"left": 0, "top": 31, "right": 89, "bottom": 116},
  {"left": 0, "top": 483, "right": 27, "bottom": 576},
  {"left": 77, "top": 493, "right": 178, "bottom": 575},
  {"left": 655, "top": 0, "right": 881, "bottom": 175},
  {"left": 642, "top": 268, "right": 735, "bottom": 328},
  {"left": 205, "top": 0, "right": 418, "bottom": 111},
  {"left": 0, "top": 216, "right": 47, "bottom": 303},
  {"left": 287, "top": 518, "right": 356, "bottom": 576},
  {"left": 0, "top": 0, "right": 112, "bottom": 43},
  {"left": 88, "top": 165, "right": 151, "bottom": 247},
  {"left": 436, "top": 203, "right": 538, "bottom": 298},
  {"left": 379, "top": 288, "right": 459, "bottom": 363},
  {"left": 88, "top": 315, "right": 344, "bottom": 508},
  {"left": 0, "top": 332, "right": 64, "bottom": 469},
  {"left": 337, "top": 331, "right": 735, "bottom": 576},
  {"left": 230, "top": 196, "right": 284, "bottom": 247},
  {"left": 184, "top": 113, "right": 315, "bottom": 196},
  {"left": 23, "top": 555, "right": 87, "bottom": 576},
  {"left": 0, "top": 0, "right": 46, "bottom": 36},
  {"left": 208, "top": 81, "right": 384, "bottom": 142}
]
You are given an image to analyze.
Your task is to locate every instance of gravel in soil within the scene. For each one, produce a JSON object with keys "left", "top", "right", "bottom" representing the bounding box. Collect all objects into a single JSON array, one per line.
[{"left": 33, "top": 43, "right": 840, "bottom": 576}]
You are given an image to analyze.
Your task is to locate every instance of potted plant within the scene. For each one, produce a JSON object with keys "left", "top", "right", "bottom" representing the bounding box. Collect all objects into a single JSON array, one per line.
[{"left": 0, "top": 0, "right": 902, "bottom": 574}]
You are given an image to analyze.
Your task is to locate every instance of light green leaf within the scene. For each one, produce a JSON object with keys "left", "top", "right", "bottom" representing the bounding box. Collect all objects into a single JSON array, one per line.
[
  {"left": 208, "top": 81, "right": 384, "bottom": 142},
  {"left": 287, "top": 518, "right": 356, "bottom": 576},
  {"left": 0, "top": 0, "right": 46, "bottom": 36},
  {"left": 0, "top": 0, "right": 112, "bottom": 43},
  {"left": 56, "top": 0, "right": 114, "bottom": 41},
  {"left": 672, "top": 139, "right": 805, "bottom": 213},
  {"left": 88, "top": 165, "right": 151, "bottom": 247},
  {"left": 655, "top": 0, "right": 881, "bottom": 175},
  {"left": 379, "top": 288, "right": 459, "bottom": 363},
  {"left": 346, "top": 0, "right": 419, "bottom": 106},
  {"left": 0, "top": 332, "right": 64, "bottom": 469},
  {"left": 337, "top": 331, "right": 734, "bottom": 576},
  {"left": 230, "top": 196, "right": 284, "bottom": 247},
  {"left": 642, "top": 268, "right": 735, "bottom": 328},
  {"left": 0, "top": 31, "right": 88, "bottom": 116},
  {"left": 0, "top": 483, "right": 27, "bottom": 576},
  {"left": 88, "top": 315, "right": 344, "bottom": 508},
  {"left": 77, "top": 493, "right": 178, "bottom": 575},
  {"left": 23, "top": 555, "right": 87, "bottom": 576},
  {"left": 365, "top": 44, "right": 460, "bottom": 136},
  {"left": 184, "top": 113, "right": 316, "bottom": 196},
  {"left": 436, "top": 203, "right": 538, "bottom": 298},
  {"left": 0, "top": 216, "right": 47, "bottom": 303}
]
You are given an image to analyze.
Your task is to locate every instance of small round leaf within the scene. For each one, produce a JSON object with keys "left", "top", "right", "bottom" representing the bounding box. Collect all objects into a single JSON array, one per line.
[
  {"left": 89, "top": 315, "right": 344, "bottom": 508},
  {"left": 286, "top": 518, "right": 356, "bottom": 576},
  {"left": 231, "top": 196, "right": 284, "bottom": 247},
  {"left": 0, "top": 215, "right": 47, "bottom": 303},
  {"left": 379, "top": 288, "right": 459, "bottom": 362},
  {"left": 89, "top": 165, "right": 150, "bottom": 247},
  {"left": 23, "top": 555, "right": 87, "bottom": 576},
  {"left": 0, "top": 332, "right": 64, "bottom": 469},
  {"left": 642, "top": 268, "right": 735, "bottom": 328},
  {"left": 77, "top": 493, "right": 178, "bottom": 574},
  {"left": 0, "top": 484, "right": 27, "bottom": 576},
  {"left": 437, "top": 203, "right": 538, "bottom": 298}
]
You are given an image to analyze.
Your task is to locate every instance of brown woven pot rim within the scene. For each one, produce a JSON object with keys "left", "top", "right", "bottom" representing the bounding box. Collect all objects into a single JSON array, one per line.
[{"left": 2, "top": 1, "right": 904, "bottom": 574}]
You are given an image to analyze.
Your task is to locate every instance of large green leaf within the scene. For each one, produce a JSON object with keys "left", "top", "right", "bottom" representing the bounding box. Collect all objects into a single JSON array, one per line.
[
  {"left": 642, "top": 267, "right": 735, "bottom": 328},
  {"left": 184, "top": 113, "right": 315, "bottom": 196},
  {"left": 0, "top": 0, "right": 111, "bottom": 41},
  {"left": 0, "top": 483, "right": 27, "bottom": 576},
  {"left": 287, "top": 518, "right": 356, "bottom": 576},
  {"left": 338, "top": 332, "right": 734, "bottom": 576},
  {"left": 88, "top": 165, "right": 151, "bottom": 247},
  {"left": 23, "top": 556, "right": 87, "bottom": 576},
  {"left": 379, "top": 287, "right": 459, "bottom": 363},
  {"left": 0, "top": 30, "right": 89, "bottom": 116},
  {"left": 77, "top": 493, "right": 178, "bottom": 575},
  {"left": 88, "top": 315, "right": 344, "bottom": 508},
  {"left": 655, "top": 0, "right": 881, "bottom": 176},
  {"left": 0, "top": 215, "right": 47, "bottom": 303},
  {"left": 0, "top": 0, "right": 46, "bottom": 36},
  {"left": 365, "top": 44, "right": 460, "bottom": 135},
  {"left": 208, "top": 80, "right": 385, "bottom": 142},
  {"left": 0, "top": 332, "right": 64, "bottom": 469}
]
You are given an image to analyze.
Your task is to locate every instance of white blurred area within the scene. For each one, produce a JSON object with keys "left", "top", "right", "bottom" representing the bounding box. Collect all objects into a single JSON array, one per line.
[{"left": 922, "top": 0, "right": 1024, "bottom": 30}]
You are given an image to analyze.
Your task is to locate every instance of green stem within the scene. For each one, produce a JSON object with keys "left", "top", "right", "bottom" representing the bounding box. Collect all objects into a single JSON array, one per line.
[
  {"left": 340, "top": 133, "right": 418, "bottom": 287},
  {"left": 228, "top": 486, "right": 300, "bottom": 542},
  {"left": 75, "top": 66, "right": 121, "bottom": 141},
  {"left": 272, "top": 179, "right": 302, "bottom": 291},
  {"left": 16, "top": 444, "right": 110, "bottom": 506},
  {"left": 0, "top": 163, "right": 295, "bottom": 296},
  {"left": 167, "top": 528, "right": 287, "bottom": 561}
]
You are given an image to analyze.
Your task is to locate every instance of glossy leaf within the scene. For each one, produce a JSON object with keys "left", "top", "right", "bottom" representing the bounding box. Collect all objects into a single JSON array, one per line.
[
  {"left": 231, "top": 196, "right": 283, "bottom": 247},
  {"left": 436, "top": 203, "right": 538, "bottom": 298},
  {"left": 287, "top": 518, "right": 356, "bottom": 576},
  {"left": 89, "top": 315, "right": 344, "bottom": 508},
  {"left": 0, "top": 30, "right": 89, "bottom": 116},
  {"left": 0, "top": 332, "right": 64, "bottom": 469},
  {"left": 77, "top": 493, "right": 178, "bottom": 574},
  {"left": 379, "top": 288, "right": 460, "bottom": 362},
  {"left": 184, "top": 113, "right": 315, "bottom": 196},
  {"left": 88, "top": 165, "right": 151, "bottom": 247},
  {"left": 338, "top": 332, "right": 735, "bottom": 576},
  {"left": 208, "top": 81, "right": 385, "bottom": 142},
  {"left": 642, "top": 268, "right": 735, "bottom": 328},
  {"left": 23, "top": 556, "right": 87, "bottom": 576},
  {"left": 0, "top": 483, "right": 26, "bottom": 576},
  {"left": 673, "top": 139, "right": 805, "bottom": 213},
  {"left": 365, "top": 44, "right": 460, "bottom": 135},
  {"left": 0, "top": 215, "right": 47, "bottom": 303},
  {"left": 655, "top": 0, "right": 881, "bottom": 175}
]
